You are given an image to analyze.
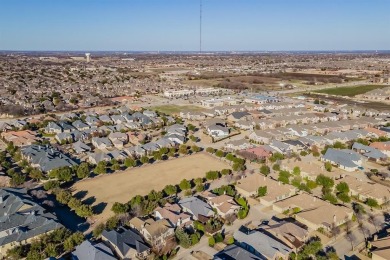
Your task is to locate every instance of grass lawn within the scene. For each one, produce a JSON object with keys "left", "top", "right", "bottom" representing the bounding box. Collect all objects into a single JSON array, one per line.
[
  {"left": 314, "top": 85, "right": 388, "bottom": 97},
  {"left": 151, "top": 104, "right": 204, "bottom": 115},
  {"left": 71, "top": 153, "right": 229, "bottom": 223}
]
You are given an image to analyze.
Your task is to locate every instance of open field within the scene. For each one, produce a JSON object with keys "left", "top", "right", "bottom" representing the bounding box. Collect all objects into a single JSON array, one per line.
[
  {"left": 151, "top": 104, "right": 205, "bottom": 115},
  {"left": 314, "top": 85, "right": 388, "bottom": 96},
  {"left": 71, "top": 153, "right": 229, "bottom": 222}
]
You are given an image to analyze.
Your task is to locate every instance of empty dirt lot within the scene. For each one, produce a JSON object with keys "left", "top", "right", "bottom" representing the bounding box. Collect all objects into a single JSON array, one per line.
[{"left": 71, "top": 152, "right": 229, "bottom": 223}]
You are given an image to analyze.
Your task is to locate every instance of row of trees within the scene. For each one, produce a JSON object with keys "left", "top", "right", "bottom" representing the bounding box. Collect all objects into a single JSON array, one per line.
[
  {"left": 206, "top": 147, "right": 246, "bottom": 171},
  {"left": 6, "top": 228, "right": 84, "bottom": 260}
]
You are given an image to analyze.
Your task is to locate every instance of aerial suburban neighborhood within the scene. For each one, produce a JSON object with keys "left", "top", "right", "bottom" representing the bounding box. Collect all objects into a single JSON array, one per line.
[{"left": 0, "top": 50, "right": 389, "bottom": 260}]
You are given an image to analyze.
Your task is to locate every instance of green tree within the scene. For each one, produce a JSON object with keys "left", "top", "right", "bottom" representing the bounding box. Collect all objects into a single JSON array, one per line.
[
  {"left": 175, "top": 228, "right": 192, "bottom": 248},
  {"left": 221, "top": 169, "right": 231, "bottom": 175},
  {"left": 140, "top": 156, "right": 149, "bottom": 164},
  {"left": 215, "top": 150, "right": 225, "bottom": 158},
  {"left": 316, "top": 174, "right": 334, "bottom": 189},
  {"left": 76, "top": 162, "right": 90, "bottom": 179},
  {"left": 75, "top": 204, "right": 93, "bottom": 217},
  {"left": 164, "top": 185, "right": 177, "bottom": 196},
  {"left": 232, "top": 162, "right": 245, "bottom": 171},
  {"left": 206, "top": 170, "right": 220, "bottom": 180},
  {"left": 94, "top": 161, "right": 107, "bottom": 174},
  {"left": 68, "top": 198, "right": 82, "bottom": 209},
  {"left": 179, "top": 179, "right": 191, "bottom": 191},
  {"left": 29, "top": 168, "right": 43, "bottom": 181},
  {"left": 258, "top": 186, "right": 267, "bottom": 197},
  {"left": 191, "top": 233, "right": 199, "bottom": 245},
  {"left": 206, "top": 147, "right": 215, "bottom": 153},
  {"left": 93, "top": 223, "right": 105, "bottom": 238},
  {"left": 323, "top": 193, "right": 338, "bottom": 204},
  {"left": 260, "top": 165, "right": 270, "bottom": 176},
  {"left": 124, "top": 158, "right": 136, "bottom": 168},
  {"left": 272, "top": 164, "right": 280, "bottom": 171},
  {"left": 10, "top": 172, "right": 26, "bottom": 186},
  {"left": 111, "top": 202, "right": 129, "bottom": 214},
  {"left": 208, "top": 236, "right": 215, "bottom": 247},
  {"left": 56, "top": 189, "right": 72, "bottom": 205},
  {"left": 366, "top": 198, "right": 379, "bottom": 208},
  {"left": 324, "top": 161, "right": 332, "bottom": 172},
  {"left": 336, "top": 182, "right": 349, "bottom": 194},
  {"left": 44, "top": 180, "right": 60, "bottom": 191},
  {"left": 337, "top": 192, "right": 351, "bottom": 204},
  {"left": 191, "top": 145, "right": 200, "bottom": 153},
  {"left": 293, "top": 166, "right": 301, "bottom": 175}
]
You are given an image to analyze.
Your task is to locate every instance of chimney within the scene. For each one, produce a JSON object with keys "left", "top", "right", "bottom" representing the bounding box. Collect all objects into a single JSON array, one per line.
[
  {"left": 333, "top": 215, "right": 336, "bottom": 223},
  {"left": 0, "top": 196, "right": 3, "bottom": 203}
]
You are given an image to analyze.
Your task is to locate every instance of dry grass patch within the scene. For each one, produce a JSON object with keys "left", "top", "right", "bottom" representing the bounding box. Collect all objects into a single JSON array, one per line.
[{"left": 72, "top": 153, "right": 229, "bottom": 222}]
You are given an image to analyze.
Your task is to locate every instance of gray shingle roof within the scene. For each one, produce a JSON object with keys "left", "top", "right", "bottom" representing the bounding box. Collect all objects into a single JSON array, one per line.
[
  {"left": 21, "top": 144, "right": 77, "bottom": 172},
  {"left": 102, "top": 227, "right": 150, "bottom": 256},
  {"left": 179, "top": 196, "right": 214, "bottom": 219},
  {"left": 72, "top": 240, "right": 116, "bottom": 260},
  {"left": 234, "top": 228, "right": 291, "bottom": 259},
  {"left": 0, "top": 188, "right": 62, "bottom": 247}
]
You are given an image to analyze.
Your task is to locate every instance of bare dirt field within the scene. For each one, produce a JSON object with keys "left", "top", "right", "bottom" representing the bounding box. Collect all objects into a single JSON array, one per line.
[{"left": 71, "top": 152, "right": 229, "bottom": 223}]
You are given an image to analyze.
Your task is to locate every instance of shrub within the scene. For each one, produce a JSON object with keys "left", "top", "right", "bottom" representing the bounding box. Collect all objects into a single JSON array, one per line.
[{"left": 208, "top": 236, "right": 215, "bottom": 247}]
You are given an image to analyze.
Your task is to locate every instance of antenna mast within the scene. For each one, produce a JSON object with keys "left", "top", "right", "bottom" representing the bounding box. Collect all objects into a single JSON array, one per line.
[{"left": 200, "top": 0, "right": 202, "bottom": 53}]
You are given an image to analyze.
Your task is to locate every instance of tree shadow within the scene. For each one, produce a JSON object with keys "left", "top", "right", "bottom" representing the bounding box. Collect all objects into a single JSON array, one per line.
[
  {"left": 83, "top": 196, "right": 96, "bottom": 205},
  {"left": 74, "top": 190, "right": 88, "bottom": 200},
  {"left": 93, "top": 202, "right": 107, "bottom": 214}
]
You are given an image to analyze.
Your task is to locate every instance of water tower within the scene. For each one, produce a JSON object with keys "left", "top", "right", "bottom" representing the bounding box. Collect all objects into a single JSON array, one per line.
[{"left": 85, "top": 53, "right": 91, "bottom": 62}]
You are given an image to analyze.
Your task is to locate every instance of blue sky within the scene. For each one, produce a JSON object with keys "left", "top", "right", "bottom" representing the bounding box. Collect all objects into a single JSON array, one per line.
[{"left": 0, "top": 0, "right": 389, "bottom": 51}]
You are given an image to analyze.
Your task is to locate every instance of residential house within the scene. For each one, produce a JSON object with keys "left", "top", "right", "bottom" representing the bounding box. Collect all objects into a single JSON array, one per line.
[
  {"left": 352, "top": 142, "right": 387, "bottom": 162},
  {"left": 337, "top": 175, "right": 390, "bottom": 206},
  {"left": 129, "top": 218, "right": 174, "bottom": 250},
  {"left": 228, "top": 111, "right": 251, "bottom": 122},
  {"left": 73, "top": 140, "right": 92, "bottom": 154},
  {"left": 249, "top": 130, "right": 274, "bottom": 144},
  {"left": 101, "top": 227, "right": 151, "bottom": 260},
  {"left": 1, "top": 130, "right": 39, "bottom": 147},
  {"left": 92, "top": 137, "right": 113, "bottom": 150},
  {"left": 143, "top": 110, "right": 157, "bottom": 118},
  {"left": 0, "top": 188, "right": 63, "bottom": 257},
  {"left": 235, "top": 174, "right": 297, "bottom": 205},
  {"left": 370, "top": 235, "right": 390, "bottom": 260},
  {"left": 72, "top": 120, "right": 90, "bottom": 131},
  {"left": 273, "top": 193, "right": 354, "bottom": 231},
  {"left": 214, "top": 244, "right": 262, "bottom": 260},
  {"left": 207, "top": 195, "right": 240, "bottom": 219},
  {"left": 88, "top": 152, "right": 112, "bottom": 164},
  {"left": 21, "top": 144, "right": 77, "bottom": 172},
  {"left": 225, "top": 139, "right": 254, "bottom": 151},
  {"left": 237, "top": 146, "right": 273, "bottom": 161},
  {"left": 108, "top": 132, "right": 128, "bottom": 149},
  {"left": 263, "top": 219, "right": 309, "bottom": 251},
  {"left": 154, "top": 203, "right": 192, "bottom": 228},
  {"left": 234, "top": 226, "right": 292, "bottom": 260},
  {"left": 178, "top": 196, "right": 214, "bottom": 221},
  {"left": 321, "top": 148, "right": 363, "bottom": 172},
  {"left": 71, "top": 240, "right": 116, "bottom": 260},
  {"left": 370, "top": 141, "right": 390, "bottom": 156},
  {"left": 207, "top": 125, "right": 229, "bottom": 138}
]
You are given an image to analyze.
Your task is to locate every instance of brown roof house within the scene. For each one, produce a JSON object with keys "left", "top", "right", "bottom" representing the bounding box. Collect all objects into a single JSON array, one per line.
[
  {"left": 235, "top": 174, "right": 297, "bottom": 206},
  {"left": 273, "top": 193, "right": 353, "bottom": 231}
]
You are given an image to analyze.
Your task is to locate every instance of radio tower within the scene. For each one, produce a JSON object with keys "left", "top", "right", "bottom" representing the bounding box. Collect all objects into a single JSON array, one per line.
[{"left": 200, "top": 0, "right": 202, "bottom": 53}]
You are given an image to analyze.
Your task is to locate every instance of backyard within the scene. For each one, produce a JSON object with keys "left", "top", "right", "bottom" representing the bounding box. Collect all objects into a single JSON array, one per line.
[{"left": 71, "top": 152, "right": 230, "bottom": 223}]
